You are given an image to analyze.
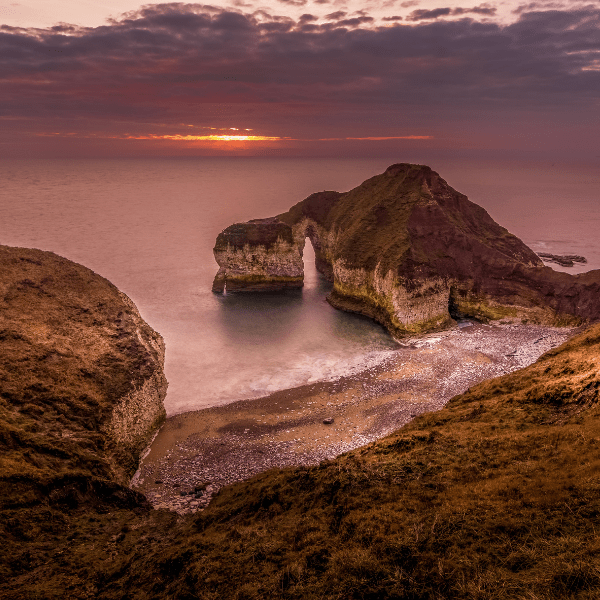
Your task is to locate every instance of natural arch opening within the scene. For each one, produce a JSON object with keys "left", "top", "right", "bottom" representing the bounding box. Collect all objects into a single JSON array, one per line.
[{"left": 302, "top": 237, "right": 319, "bottom": 288}]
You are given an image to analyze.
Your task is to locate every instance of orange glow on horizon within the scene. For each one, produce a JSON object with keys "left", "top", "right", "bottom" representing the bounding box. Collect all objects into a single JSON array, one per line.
[
  {"left": 130, "top": 134, "right": 434, "bottom": 142},
  {"left": 34, "top": 132, "right": 434, "bottom": 143},
  {"left": 128, "top": 134, "right": 285, "bottom": 142},
  {"left": 317, "top": 136, "right": 433, "bottom": 141}
]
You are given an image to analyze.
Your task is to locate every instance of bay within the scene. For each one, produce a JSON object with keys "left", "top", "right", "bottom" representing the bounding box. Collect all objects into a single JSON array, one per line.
[{"left": 1, "top": 156, "right": 598, "bottom": 414}]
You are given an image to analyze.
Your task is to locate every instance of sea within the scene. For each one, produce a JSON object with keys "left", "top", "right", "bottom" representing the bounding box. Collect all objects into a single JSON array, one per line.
[{"left": 1, "top": 156, "right": 599, "bottom": 415}]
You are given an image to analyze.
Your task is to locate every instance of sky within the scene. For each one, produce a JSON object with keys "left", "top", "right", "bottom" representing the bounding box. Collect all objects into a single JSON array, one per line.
[{"left": 0, "top": 0, "right": 598, "bottom": 158}]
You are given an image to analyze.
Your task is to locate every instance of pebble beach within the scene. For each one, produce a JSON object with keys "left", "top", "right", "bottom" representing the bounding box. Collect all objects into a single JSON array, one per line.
[{"left": 132, "top": 320, "right": 577, "bottom": 513}]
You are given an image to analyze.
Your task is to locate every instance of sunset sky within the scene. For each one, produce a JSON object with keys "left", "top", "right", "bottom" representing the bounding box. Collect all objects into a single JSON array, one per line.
[{"left": 1, "top": 0, "right": 598, "bottom": 157}]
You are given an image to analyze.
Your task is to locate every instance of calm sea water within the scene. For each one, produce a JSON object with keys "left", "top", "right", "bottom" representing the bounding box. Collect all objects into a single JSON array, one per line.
[{"left": 1, "top": 157, "right": 599, "bottom": 415}]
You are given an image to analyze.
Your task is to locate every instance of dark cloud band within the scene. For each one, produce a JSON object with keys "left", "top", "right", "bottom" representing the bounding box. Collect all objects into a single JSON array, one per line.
[{"left": 0, "top": 3, "right": 598, "bottom": 151}]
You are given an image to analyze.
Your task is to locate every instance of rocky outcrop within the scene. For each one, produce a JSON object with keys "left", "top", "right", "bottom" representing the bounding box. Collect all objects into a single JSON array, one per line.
[
  {"left": 212, "top": 218, "right": 304, "bottom": 292},
  {"left": 212, "top": 163, "right": 600, "bottom": 336},
  {"left": 537, "top": 252, "right": 587, "bottom": 267},
  {"left": 0, "top": 245, "right": 167, "bottom": 490}
]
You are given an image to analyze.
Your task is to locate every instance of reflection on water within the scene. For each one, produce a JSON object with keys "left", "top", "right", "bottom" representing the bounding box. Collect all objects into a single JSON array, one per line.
[
  {"left": 217, "top": 289, "right": 305, "bottom": 347},
  {"left": 329, "top": 303, "right": 394, "bottom": 345}
]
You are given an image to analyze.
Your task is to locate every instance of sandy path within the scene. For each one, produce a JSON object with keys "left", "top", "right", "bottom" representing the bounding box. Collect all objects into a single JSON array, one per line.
[{"left": 132, "top": 322, "right": 576, "bottom": 513}]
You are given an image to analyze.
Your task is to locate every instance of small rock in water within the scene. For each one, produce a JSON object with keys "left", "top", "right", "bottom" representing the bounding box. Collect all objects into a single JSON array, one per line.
[
  {"left": 323, "top": 417, "right": 334, "bottom": 425},
  {"left": 537, "top": 252, "right": 587, "bottom": 268}
]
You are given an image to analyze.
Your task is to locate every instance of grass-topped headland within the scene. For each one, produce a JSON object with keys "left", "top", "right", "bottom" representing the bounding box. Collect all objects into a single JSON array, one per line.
[{"left": 214, "top": 163, "right": 600, "bottom": 337}]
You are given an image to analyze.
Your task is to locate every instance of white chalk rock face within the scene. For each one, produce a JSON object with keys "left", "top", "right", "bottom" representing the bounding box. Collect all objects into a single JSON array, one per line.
[{"left": 212, "top": 218, "right": 305, "bottom": 292}]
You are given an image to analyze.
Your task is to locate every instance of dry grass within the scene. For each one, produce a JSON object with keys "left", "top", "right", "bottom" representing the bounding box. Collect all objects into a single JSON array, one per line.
[{"left": 3, "top": 244, "right": 600, "bottom": 599}]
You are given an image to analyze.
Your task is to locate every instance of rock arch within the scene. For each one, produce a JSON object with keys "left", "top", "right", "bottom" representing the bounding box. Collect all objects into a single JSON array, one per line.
[{"left": 212, "top": 164, "right": 600, "bottom": 336}]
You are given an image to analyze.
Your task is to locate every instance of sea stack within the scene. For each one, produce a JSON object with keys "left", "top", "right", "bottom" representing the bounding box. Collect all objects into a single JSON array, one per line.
[
  {"left": 212, "top": 163, "right": 600, "bottom": 336},
  {"left": 212, "top": 217, "right": 304, "bottom": 292}
]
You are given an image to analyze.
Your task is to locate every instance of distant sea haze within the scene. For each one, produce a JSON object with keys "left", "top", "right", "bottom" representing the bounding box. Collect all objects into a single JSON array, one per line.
[{"left": 1, "top": 157, "right": 598, "bottom": 415}]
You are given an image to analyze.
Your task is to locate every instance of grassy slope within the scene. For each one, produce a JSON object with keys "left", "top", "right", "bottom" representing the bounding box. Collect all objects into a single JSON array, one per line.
[
  {"left": 3, "top": 243, "right": 600, "bottom": 600},
  {"left": 7, "top": 322, "right": 598, "bottom": 600},
  {"left": 0, "top": 245, "right": 167, "bottom": 596}
]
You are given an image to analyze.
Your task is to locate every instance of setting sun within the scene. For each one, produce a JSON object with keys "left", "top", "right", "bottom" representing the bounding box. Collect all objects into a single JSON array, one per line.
[{"left": 135, "top": 134, "right": 285, "bottom": 142}]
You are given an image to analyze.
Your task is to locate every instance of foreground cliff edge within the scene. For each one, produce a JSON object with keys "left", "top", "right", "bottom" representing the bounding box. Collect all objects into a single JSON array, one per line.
[
  {"left": 0, "top": 245, "right": 167, "bottom": 525},
  {"left": 2, "top": 244, "right": 600, "bottom": 598},
  {"left": 213, "top": 163, "right": 600, "bottom": 335}
]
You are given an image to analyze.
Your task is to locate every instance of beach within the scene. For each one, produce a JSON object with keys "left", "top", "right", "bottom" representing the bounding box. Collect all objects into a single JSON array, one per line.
[{"left": 132, "top": 320, "right": 577, "bottom": 513}]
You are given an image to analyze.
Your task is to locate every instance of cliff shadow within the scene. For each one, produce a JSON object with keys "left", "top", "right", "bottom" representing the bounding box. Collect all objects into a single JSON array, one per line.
[
  {"left": 448, "top": 290, "right": 464, "bottom": 321},
  {"left": 215, "top": 288, "right": 305, "bottom": 345},
  {"left": 328, "top": 306, "right": 400, "bottom": 347}
]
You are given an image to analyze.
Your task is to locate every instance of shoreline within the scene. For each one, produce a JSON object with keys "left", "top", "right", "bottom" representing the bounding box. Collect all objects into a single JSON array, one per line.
[{"left": 132, "top": 321, "right": 578, "bottom": 513}]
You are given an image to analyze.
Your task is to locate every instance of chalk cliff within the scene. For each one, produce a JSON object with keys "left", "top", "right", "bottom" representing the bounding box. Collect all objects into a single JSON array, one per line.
[
  {"left": 0, "top": 245, "right": 167, "bottom": 495},
  {"left": 213, "top": 163, "right": 600, "bottom": 335},
  {"left": 212, "top": 217, "right": 304, "bottom": 292}
]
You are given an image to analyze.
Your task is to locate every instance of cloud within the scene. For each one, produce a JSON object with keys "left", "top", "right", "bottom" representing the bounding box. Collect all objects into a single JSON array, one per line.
[
  {"left": 337, "top": 16, "right": 374, "bottom": 26},
  {"left": 325, "top": 10, "right": 347, "bottom": 19},
  {"left": 407, "top": 7, "right": 451, "bottom": 20},
  {"left": 454, "top": 4, "right": 497, "bottom": 16},
  {"left": 0, "top": 3, "right": 598, "bottom": 152},
  {"left": 407, "top": 4, "right": 497, "bottom": 21},
  {"left": 512, "top": 2, "right": 565, "bottom": 15}
]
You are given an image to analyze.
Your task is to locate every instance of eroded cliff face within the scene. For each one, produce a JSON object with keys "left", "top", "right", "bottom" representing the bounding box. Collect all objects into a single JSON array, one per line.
[
  {"left": 0, "top": 245, "right": 167, "bottom": 491},
  {"left": 212, "top": 164, "right": 600, "bottom": 336},
  {"left": 102, "top": 291, "right": 168, "bottom": 471},
  {"left": 212, "top": 217, "right": 304, "bottom": 292}
]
